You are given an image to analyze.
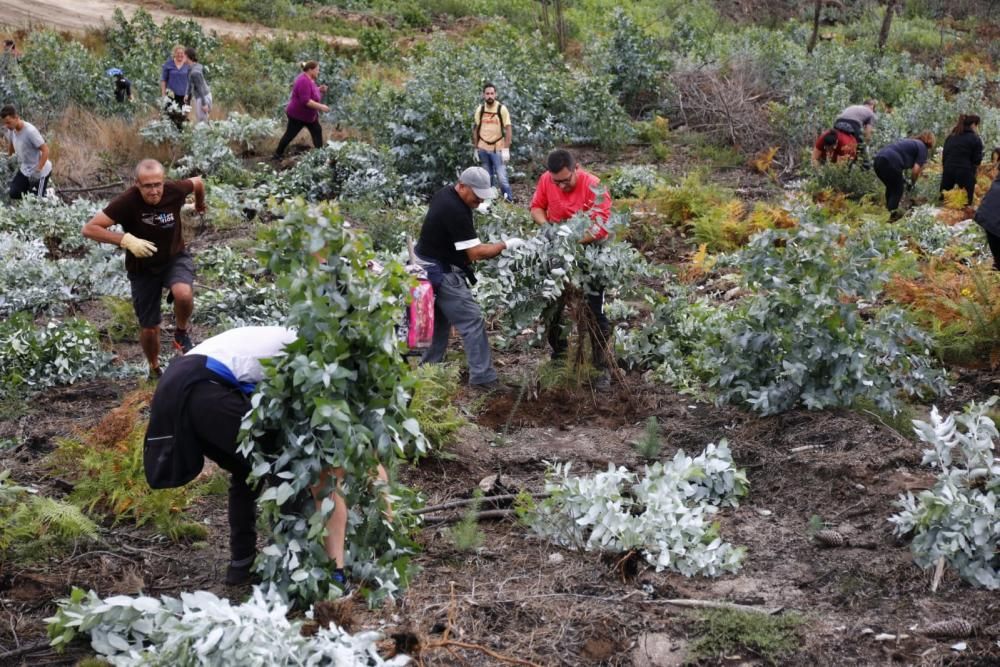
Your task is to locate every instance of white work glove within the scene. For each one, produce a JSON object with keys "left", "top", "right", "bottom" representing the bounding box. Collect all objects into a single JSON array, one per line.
[
  {"left": 120, "top": 232, "right": 157, "bottom": 258},
  {"left": 500, "top": 148, "right": 510, "bottom": 163},
  {"left": 503, "top": 237, "right": 526, "bottom": 252},
  {"left": 472, "top": 148, "right": 480, "bottom": 164}
]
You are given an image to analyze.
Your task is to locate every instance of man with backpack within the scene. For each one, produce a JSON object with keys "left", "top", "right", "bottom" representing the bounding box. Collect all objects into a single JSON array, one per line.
[{"left": 472, "top": 83, "right": 514, "bottom": 202}]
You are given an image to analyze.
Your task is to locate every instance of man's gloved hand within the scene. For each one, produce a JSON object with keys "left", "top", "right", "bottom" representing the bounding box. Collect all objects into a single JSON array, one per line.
[
  {"left": 503, "top": 237, "right": 526, "bottom": 252},
  {"left": 120, "top": 233, "right": 157, "bottom": 258},
  {"left": 472, "top": 149, "right": 480, "bottom": 164},
  {"left": 500, "top": 148, "right": 510, "bottom": 163}
]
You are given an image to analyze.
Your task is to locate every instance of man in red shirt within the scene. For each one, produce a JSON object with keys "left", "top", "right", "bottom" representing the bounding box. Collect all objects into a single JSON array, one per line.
[
  {"left": 530, "top": 149, "right": 613, "bottom": 388},
  {"left": 811, "top": 128, "right": 858, "bottom": 166}
]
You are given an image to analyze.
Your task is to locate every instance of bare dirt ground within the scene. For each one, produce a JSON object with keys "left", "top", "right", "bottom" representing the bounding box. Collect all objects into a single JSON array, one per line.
[
  {"left": 3, "top": 334, "right": 1000, "bottom": 665},
  {"left": 0, "top": 0, "right": 358, "bottom": 47}
]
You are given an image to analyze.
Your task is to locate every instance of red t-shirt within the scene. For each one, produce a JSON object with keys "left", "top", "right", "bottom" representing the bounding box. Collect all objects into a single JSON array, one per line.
[
  {"left": 529, "top": 168, "right": 612, "bottom": 240},
  {"left": 103, "top": 179, "right": 194, "bottom": 273},
  {"left": 814, "top": 130, "right": 858, "bottom": 163}
]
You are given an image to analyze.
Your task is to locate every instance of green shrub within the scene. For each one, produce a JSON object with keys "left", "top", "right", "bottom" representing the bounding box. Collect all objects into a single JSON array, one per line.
[
  {"left": 804, "top": 162, "right": 882, "bottom": 202},
  {"left": 599, "top": 9, "right": 668, "bottom": 116},
  {"left": 349, "top": 25, "right": 631, "bottom": 194},
  {"left": 618, "top": 219, "right": 950, "bottom": 415},
  {"left": 244, "top": 199, "right": 427, "bottom": 607},
  {"left": 0, "top": 314, "right": 114, "bottom": 398}
]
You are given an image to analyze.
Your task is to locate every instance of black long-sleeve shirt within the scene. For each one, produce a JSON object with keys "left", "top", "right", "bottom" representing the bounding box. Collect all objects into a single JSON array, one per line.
[{"left": 942, "top": 130, "right": 984, "bottom": 172}]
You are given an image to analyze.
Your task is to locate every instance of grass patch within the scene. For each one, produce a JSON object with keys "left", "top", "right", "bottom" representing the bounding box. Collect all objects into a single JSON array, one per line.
[{"left": 688, "top": 609, "right": 804, "bottom": 665}]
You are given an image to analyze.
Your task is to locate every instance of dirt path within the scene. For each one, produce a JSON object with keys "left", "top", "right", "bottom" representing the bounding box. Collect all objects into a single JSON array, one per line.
[{"left": 0, "top": 0, "right": 358, "bottom": 47}]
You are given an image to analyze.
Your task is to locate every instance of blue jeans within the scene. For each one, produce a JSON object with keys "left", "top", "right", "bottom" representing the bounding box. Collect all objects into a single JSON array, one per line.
[
  {"left": 421, "top": 271, "right": 498, "bottom": 385},
  {"left": 478, "top": 149, "right": 513, "bottom": 201}
]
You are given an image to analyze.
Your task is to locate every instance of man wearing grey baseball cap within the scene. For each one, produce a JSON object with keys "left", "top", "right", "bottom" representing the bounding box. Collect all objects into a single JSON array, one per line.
[{"left": 414, "top": 166, "right": 525, "bottom": 389}]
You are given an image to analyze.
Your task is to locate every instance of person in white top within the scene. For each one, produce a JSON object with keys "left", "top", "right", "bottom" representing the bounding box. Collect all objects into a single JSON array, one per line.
[
  {"left": 1, "top": 104, "right": 53, "bottom": 200},
  {"left": 144, "top": 326, "right": 381, "bottom": 588}
]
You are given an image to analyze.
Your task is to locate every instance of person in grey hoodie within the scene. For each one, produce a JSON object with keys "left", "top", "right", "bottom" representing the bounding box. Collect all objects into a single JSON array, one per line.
[{"left": 185, "top": 47, "right": 212, "bottom": 123}]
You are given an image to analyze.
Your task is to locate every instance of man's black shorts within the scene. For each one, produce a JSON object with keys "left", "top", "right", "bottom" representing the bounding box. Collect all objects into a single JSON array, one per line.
[{"left": 128, "top": 251, "right": 195, "bottom": 328}]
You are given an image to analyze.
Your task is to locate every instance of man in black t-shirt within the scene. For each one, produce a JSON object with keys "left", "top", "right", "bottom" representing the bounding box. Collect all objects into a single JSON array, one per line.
[
  {"left": 82, "top": 159, "right": 206, "bottom": 376},
  {"left": 415, "top": 166, "right": 524, "bottom": 388}
]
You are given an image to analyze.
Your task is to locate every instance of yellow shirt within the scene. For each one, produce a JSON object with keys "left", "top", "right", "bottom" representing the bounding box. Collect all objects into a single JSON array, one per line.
[{"left": 474, "top": 102, "right": 511, "bottom": 151}]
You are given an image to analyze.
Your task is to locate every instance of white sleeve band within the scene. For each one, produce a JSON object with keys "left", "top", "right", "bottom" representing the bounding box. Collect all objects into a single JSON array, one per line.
[{"left": 454, "top": 238, "right": 481, "bottom": 251}]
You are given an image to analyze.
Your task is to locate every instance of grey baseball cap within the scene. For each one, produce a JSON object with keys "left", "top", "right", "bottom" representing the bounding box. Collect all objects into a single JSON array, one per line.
[{"left": 458, "top": 166, "right": 496, "bottom": 200}]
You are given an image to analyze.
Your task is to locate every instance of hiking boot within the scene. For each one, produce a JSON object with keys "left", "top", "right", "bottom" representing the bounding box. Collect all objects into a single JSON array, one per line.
[
  {"left": 332, "top": 568, "right": 350, "bottom": 593},
  {"left": 471, "top": 379, "right": 502, "bottom": 392},
  {"left": 224, "top": 560, "right": 258, "bottom": 586},
  {"left": 173, "top": 330, "right": 194, "bottom": 354}
]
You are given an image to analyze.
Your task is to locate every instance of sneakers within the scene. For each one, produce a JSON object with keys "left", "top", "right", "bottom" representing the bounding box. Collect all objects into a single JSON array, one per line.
[
  {"left": 173, "top": 330, "right": 194, "bottom": 354},
  {"left": 332, "top": 568, "right": 350, "bottom": 593}
]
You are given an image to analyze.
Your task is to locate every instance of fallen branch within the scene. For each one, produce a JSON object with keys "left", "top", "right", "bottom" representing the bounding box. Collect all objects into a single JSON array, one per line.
[
  {"left": 422, "top": 509, "right": 515, "bottom": 526},
  {"left": 414, "top": 493, "right": 547, "bottom": 516},
  {"left": 649, "top": 598, "right": 784, "bottom": 615},
  {"left": 416, "top": 582, "right": 542, "bottom": 667},
  {"left": 57, "top": 180, "right": 124, "bottom": 194},
  {"left": 0, "top": 639, "right": 51, "bottom": 662}
]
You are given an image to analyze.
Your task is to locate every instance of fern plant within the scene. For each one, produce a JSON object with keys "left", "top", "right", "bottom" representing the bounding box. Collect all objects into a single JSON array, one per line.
[
  {"left": 0, "top": 470, "right": 100, "bottom": 563},
  {"left": 47, "top": 390, "right": 214, "bottom": 541}
]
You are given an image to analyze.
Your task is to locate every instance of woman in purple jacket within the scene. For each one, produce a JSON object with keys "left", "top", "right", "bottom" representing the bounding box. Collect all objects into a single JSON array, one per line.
[{"left": 272, "top": 61, "right": 329, "bottom": 160}]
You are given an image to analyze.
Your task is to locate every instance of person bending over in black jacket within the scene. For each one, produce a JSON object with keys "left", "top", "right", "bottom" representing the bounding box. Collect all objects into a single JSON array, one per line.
[
  {"left": 975, "top": 174, "right": 1000, "bottom": 270},
  {"left": 873, "top": 132, "right": 935, "bottom": 216},
  {"left": 941, "top": 113, "right": 983, "bottom": 207}
]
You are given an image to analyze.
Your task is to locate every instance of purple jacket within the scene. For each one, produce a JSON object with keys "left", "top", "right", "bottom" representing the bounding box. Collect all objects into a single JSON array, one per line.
[{"left": 286, "top": 73, "right": 323, "bottom": 123}]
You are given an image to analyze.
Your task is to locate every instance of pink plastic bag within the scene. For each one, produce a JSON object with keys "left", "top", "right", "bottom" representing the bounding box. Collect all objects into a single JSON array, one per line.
[{"left": 407, "top": 280, "right": 435, "bottom": 349}]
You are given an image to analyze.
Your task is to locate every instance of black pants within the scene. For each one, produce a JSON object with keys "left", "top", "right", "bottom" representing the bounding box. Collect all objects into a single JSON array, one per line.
[
  {"left": 986, "top": 230, "right": 1000, "bottom": 271},
  {"left": 9, "top": 171, "right": 49, "bottom": 200},
  {"left": 186, "top": 381, "right": 258, "bottom": 562},
  {"left": 274, "top": 116, "right": 323, "bottom": 157},
  {"left": 873, "top": 157, "right": 905, "bottom": 212},
  {"left": 940, "top": 167, "right": 976, "bottom": 207},
  {"left": 546, "top": 287, "right": 612, "bottom": 369}
]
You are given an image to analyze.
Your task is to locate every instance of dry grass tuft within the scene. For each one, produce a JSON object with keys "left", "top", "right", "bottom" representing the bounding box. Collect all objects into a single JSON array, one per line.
[{"left": 48, "top": 106, "right": 172, "bottom": 186}]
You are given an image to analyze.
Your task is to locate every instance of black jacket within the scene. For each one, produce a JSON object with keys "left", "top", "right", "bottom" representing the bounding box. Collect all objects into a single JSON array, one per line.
[
  {"left": 144, "top": 354, "right": 248, "bottom": 488},
  {"left": 942, "top": 130, "right": 983, "bottom": 172},
  {"left": 975, "top": 177, "right": 1000, "bottom": 237}
]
